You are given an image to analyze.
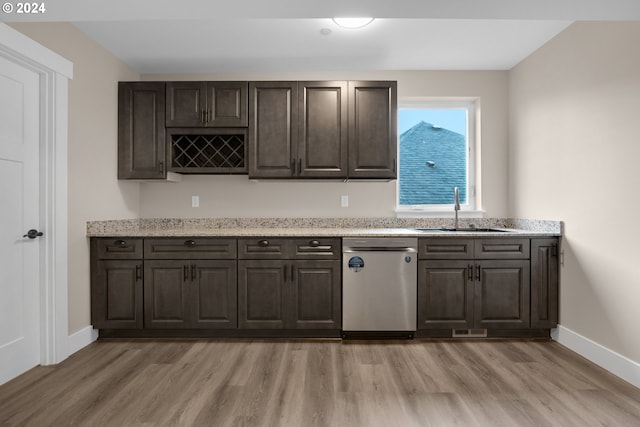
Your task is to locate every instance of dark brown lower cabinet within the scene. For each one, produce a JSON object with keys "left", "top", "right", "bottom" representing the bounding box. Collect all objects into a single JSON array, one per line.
[
  {"left": 474, "top": 260, "right": 530, "bottom": 329},
  {"left": 238, "top": 259, "right": 341, "bottom": 330},
  {"left": 418, "top": 260, "right": 473, "bottom": 330},
  {"left": 531, "top": 238, "right": 559, "bottom": 328},
  {"left": 144, "top": 260, "right": 237, "bottom": 329},
  {"left": 91, "top": 260, "right": 143, "bottom": 329},
  {"left": 418, "top": 236, "right": 561, "bottom": 337},
  {"left": 237, "top": 260, "right": 286, "bottom": 329},
  {"left": 91, "top": 236, "right": 341, "bottom": 337},
  {"left": 418, "top": 259, "right": 530, "bottom": 330},
  {"left": 90, "top": 238, "right": 144, "bottom": 329},
  {"left": 292, "top": 260, "right": 341, "bottom": 329},
  {"left": 90, "top": 235, "right": 557, "bottom": 338}
]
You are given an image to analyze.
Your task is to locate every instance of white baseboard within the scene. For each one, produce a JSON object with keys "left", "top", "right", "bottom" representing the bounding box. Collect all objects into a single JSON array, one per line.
[
  {"left": 552, "top": 325, "right": 640, "bottom": 389},
  {"left": 67, "top": 326, "right": 99, "bottom": 356}
]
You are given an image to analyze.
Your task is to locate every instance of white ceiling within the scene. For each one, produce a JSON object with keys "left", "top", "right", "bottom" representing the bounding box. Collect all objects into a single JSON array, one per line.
[{"left": 5, "top": 0, "right": 640, "bottom": 74}]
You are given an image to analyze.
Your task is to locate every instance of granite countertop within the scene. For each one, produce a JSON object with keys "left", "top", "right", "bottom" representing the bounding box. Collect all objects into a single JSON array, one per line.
[{"left": 86, "top": 218, "right": 563, "bottom": 238}]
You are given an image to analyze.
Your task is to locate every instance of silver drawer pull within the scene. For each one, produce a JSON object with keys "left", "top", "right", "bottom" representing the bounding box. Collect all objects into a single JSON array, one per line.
[
  {"left": 258, "top": 240, "right": 269, "bottom": 247},
  {"left": 309, "top": 240, "right": 320, "bottom": 247},
  {"left": 114, "top": 240, "right": 127, "bottom": 247},
  {"left": 184, "top": 240, "right": 196, "bottom": 247}
]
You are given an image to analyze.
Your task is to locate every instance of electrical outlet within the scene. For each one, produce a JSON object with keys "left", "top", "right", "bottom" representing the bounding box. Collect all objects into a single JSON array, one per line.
[
  {"left": 191, "top": 195, "right": 200, "bottom": 208},
  {"left": 341, "top": 195, "right": 349, "bottom": 208}
]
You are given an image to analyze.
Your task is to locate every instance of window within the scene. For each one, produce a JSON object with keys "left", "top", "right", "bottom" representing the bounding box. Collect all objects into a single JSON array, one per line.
[{"left": 397, "top": 100, "right": 477, "bottom": 215}]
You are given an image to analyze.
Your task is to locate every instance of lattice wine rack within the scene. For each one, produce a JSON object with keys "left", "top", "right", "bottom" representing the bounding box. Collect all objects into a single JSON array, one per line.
[{"left": 169, "top": 129, "right": 247, "bottom": 173}]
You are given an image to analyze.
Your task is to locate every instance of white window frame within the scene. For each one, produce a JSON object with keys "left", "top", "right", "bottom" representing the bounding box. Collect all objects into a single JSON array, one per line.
[{"left": 396, "top": 98, "right": 482, "bottom": 218}]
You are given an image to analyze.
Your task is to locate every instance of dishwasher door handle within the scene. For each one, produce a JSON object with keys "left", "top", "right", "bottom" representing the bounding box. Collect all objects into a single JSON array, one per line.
[{"left": 343, "top": 247, "right": 417, "bottom": 253}]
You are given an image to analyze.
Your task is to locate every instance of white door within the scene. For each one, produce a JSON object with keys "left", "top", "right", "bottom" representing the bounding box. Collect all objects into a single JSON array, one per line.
[{"left": 0, "top": 54, "right": 42, "bottom": 385}]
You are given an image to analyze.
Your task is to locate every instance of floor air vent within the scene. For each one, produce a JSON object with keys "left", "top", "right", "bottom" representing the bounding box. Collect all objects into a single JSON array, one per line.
[{"left": 452, "top": 329, "right": 488, "bottom": 338}]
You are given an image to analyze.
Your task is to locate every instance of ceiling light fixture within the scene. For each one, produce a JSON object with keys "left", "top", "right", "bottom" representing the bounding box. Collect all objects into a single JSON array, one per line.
[{"left": 332, "top": 17, "right": 375, "bottom": 29}]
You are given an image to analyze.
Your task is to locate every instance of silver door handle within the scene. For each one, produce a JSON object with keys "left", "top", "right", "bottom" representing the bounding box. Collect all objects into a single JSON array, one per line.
[{"left": 343, "top": 247, "right": 417, "bottom": 253}]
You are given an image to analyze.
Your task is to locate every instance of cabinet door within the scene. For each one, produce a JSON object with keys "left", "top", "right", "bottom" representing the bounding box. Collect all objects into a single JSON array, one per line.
[
  {"left": 248, "top": 81, "right": 298, "bottom": 178},
  {"left": 118, "top": 82, "right": 166, "bottom": 179},
  {"left": 298, "top": 81, "right": 348, "bottom": 178},
  {"left": 474, "top": 260, "right": 530, "bottom": 329},
  {"left": 238, "top": 260, "right": 287, "bottom": 329},
  {"left": 144, "top": 260, "right": 190, "bottom": 328},
  {"left": 91, "top": 260, "right": 143, "bottom": 329},
  {"left": 206, "top": 82, "right": 248, "bottom": 127},
  {"left": 166, "top": 82, "right": 207, "bottom": 127},
  {"left": 530, "top": 239, "right": 559, "bottom": 328},
  {"left": 418, "top": 260, "right": 473, "bottom": 330},
  {"left": 291, "top": 260, "right": 341, "bottom": 329},
  {"left": 191, "top": 260, "right": 238, "bottom": 329},
  {"left": 347, "top": 81, "right": 397, "bottom": 179}
]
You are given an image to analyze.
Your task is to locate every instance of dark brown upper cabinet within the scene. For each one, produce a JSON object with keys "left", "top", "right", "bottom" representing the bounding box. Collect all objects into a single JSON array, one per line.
[
  {"left": 298, "top": 81, "right": 348, "bottom": 178},
  {"left": 118, "top": 80, "right": 395, "bottom": 180},
  {"left": 166, "top": 81, "right": 248, "bottom": 128},
  {"left": 248, "top": 81, "right": 299, "bottom": 178},
  {"left": 248, "top": 81, "right": 348, "bottom": 178},
  {"left": 249, "top": 80, "right": 396, "bottom": 179},
  {"left": 118, "top": 82, "right": 167, "bottom": 179},
  {"left": 348, "top": 81, "right": 397, "bottom": 179}
]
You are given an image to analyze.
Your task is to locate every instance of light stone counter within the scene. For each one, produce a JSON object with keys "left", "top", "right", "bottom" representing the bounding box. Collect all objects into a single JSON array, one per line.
[{"left": 87, "top": 218, "right": 562, "bottom": 238}]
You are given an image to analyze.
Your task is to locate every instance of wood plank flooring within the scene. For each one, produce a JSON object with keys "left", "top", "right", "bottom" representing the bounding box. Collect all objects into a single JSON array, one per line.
[{"left": 1, "top": 339, "right": 640, "bottom": 426}]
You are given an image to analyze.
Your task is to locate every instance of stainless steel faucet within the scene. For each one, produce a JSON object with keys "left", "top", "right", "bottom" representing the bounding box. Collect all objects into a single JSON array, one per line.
[{"left": 454, "top": 187, "right": 460, "bottom": 229}]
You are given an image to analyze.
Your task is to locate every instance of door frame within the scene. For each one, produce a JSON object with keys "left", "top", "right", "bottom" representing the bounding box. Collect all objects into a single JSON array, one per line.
[{"left": 0, "top": 23, "right": 72, "bottom": 365}]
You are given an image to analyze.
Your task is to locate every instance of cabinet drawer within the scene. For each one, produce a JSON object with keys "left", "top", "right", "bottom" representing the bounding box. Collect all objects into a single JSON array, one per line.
[
  {"left": 238, "top": 238, "right": 289, "bottom": 259},
  {"left": 475, "top": 238, "right": 530, "bottom": 259},
  {"left": 419, "top": 238, "right": 474, "bottom": 260},
  {"left": 144, "top": 238, "right": 237, "bottom": 259},
  {"left": 292, "top": 238, "right": 341, "bottom": 259},
  {"left": 238, "top": 238, "right": 341, "bottom": 259},
  {"left": 93, "top": 238, "right": 143, "bottom": 259}
]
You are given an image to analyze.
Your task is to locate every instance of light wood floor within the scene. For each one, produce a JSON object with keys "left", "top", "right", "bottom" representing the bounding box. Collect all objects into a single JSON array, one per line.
[{"left": 1, "top": 339, "right": 640, "bottom": 426}]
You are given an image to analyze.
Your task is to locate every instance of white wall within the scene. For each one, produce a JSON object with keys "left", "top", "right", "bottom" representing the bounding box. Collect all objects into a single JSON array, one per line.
[
  {"left": 509, "top": 22, "right": 640, "bottom": 362},
  {"left": 141, "top": 71, "right": 509, "bottom": 218},
  {"left": 9, "top": 23, "right": 141, "bottom": 334}
]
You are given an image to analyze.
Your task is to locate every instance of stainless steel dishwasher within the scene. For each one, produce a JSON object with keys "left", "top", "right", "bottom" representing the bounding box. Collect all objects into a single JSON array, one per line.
[{"left": 342, "top": 237, "right": 418, "bottom": 338}]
